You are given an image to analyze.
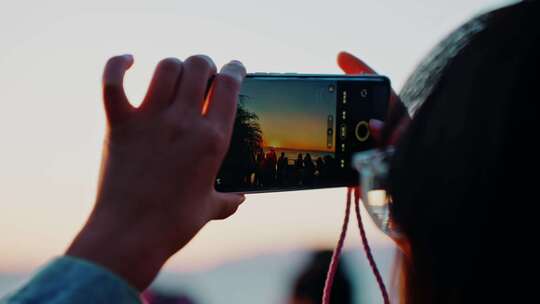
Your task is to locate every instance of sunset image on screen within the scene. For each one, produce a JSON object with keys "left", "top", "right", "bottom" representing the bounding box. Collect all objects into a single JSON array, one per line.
[{"left": 216, "top": 78, "right": 339, "bottom": 190}]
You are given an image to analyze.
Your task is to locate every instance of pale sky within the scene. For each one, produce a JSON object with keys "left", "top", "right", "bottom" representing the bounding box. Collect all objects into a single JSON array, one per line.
[{"left": 0, "top": 0, "right": 514, "bottom": 273}]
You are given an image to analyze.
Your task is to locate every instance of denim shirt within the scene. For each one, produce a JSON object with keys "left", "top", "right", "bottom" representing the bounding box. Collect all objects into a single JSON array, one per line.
[{"left": 1, "top": 256, "right": 141, "bottom": 304}]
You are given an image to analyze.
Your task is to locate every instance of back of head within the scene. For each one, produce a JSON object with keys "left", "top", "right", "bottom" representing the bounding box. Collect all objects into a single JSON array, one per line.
[
  {"left": 290, "top": 250, "right": 352, "bottom": 304},
  {"left": 388, "top": 2, "right": 540, "bottom": 303}
]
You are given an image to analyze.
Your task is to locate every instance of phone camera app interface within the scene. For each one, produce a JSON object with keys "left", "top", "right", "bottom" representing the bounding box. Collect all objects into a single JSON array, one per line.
[
  {"left": 217, "top": 78, "right": 339, "bottom": 191},
  {"left": 216, "top": 77, "right": 384, "bottom": 192}
]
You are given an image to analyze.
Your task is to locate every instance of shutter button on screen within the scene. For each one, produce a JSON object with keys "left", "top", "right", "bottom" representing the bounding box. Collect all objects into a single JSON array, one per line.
[{"left": 355, "top": 121, "right": 370, "bottom": 142}]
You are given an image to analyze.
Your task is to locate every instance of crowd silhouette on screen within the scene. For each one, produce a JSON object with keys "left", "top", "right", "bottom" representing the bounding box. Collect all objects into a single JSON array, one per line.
[
  {"left": 217, "top": 103, "right": 340, "bottom": 189},
  {"left": 251, "top": 148, "right": 339, "bottom": 188}
]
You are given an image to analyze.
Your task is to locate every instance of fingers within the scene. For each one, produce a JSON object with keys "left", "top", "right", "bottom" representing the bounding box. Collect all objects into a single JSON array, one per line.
[
  {"left": 381, "top": 97, "right": 411, "bottom": 146},
  {"left": 212, "top": 192, "right": 246, "bottom": 220},
  {"left": 205, "top": 61, "right": 246, "bottom": 140},
  {"left": 387, "top": 116, "right": 411, "bottom": 146},
  {"left": 338, "top": 51, "right": 399, "bottom": 103},
  {"left": 172, "top": 55, "right": 217, "bottom": 115},
  {"left": 103, "top": 55, "right": 135, "bottom": 125},
  {"left": 140, "top": 58, "right": 183, "bottom": 112},
  {"left": 337, "top": 51, "right": 376, "bottom": 75},
  {"left": 337, "top": 51, "right": 406, "bottom": 146},
  {"left": 369, "top": 119, "right": 384, "bottom": 143}
]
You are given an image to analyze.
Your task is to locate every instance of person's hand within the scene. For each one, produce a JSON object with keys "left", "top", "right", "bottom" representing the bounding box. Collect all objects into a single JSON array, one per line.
[
  {"left": 339, "top": 51, "right": 411, "bottom": 252},
  {"left": 337, "top": 51, "right": 409, "bottom": 146},
  {"left": 66, "top": 54, "right": 246, "bottom": 290}
]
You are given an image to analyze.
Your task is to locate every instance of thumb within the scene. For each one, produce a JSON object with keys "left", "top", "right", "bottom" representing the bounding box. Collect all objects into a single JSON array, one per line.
[{"left": 211, "top": 192, "right": 246, "bottom": 220}]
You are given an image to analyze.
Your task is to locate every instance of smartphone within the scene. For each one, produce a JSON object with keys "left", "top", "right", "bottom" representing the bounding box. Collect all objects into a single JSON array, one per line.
[{"left": 215, "top": 73, "right": 390, "bottom": 193}]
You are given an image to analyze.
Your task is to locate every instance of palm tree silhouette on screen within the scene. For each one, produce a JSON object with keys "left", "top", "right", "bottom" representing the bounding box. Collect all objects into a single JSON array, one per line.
[{"left": 217, "top": 94, "right": 263, "bottom": 188}]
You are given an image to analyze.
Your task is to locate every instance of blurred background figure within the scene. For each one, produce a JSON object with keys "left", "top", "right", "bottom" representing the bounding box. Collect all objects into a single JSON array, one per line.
[{"left": 288, "top": 250, "right": 351, "bottom": 304}]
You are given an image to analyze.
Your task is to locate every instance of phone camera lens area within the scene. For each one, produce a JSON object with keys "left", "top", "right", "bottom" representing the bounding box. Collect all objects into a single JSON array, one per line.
[{"left": 360, "top": 88, "right": 368, "bottom": 98}]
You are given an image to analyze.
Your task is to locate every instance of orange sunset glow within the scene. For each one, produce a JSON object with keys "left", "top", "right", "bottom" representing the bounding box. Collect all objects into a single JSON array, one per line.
[{"left": 241, "top": 78, "right": 336, "bottom": 153}]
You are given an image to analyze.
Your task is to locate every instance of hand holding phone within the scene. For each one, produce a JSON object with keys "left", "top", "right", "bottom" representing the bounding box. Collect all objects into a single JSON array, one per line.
[
  {"left": 67, "top": 55, "right": 246, "bottom": 291},
  {"left": 338, "top": 51, "right": 410, "bottom": 146}
]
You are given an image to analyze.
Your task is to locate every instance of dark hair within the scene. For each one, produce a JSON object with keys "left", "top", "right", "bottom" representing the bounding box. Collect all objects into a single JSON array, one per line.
[
  {"left": 291, "top": 250, "right": 352, "bottom": 304},
  {"left": 388, "top": 2, "right": 539, "bottom": 303}
]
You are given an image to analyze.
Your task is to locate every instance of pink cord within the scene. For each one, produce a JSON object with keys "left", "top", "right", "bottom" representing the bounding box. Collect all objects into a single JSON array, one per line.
[
  {"left": 322, "top": 188, "right": 352, "bottom": 304},
  {"left": 353, "top": 187, "right": 390, "bottom": 304},
  {"left": 322, "top": 187, "right": 390, "bottom": 304}
]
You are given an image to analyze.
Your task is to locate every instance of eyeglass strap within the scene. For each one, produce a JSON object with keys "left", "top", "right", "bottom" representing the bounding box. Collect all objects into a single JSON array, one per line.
[
  {"left": 322, "top": 187, "right": 390, "bottom": 304},
  {"left": 353, "top": 186, "right": 390, "bottom": 304},
  {"left": 322, "top": 187, "right": 352, "bottom": 304}
]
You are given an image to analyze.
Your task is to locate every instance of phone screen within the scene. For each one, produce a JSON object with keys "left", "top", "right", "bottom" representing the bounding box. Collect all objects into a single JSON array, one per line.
[{"left": 216, "top": 74, "right": 389, "bottom": 193}]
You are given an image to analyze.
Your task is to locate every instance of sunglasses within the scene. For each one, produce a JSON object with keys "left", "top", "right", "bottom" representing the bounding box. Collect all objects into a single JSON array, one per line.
[
  {"left": 323, "top": 149, "right": 398, "bottom": 304},
  {"left": 353, "top": 147, "right": 401, "bottom": 239}
]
